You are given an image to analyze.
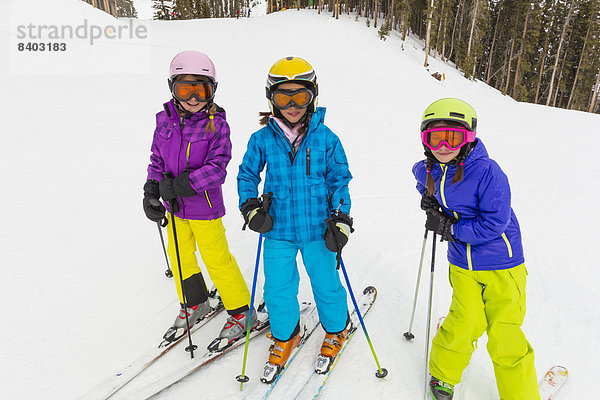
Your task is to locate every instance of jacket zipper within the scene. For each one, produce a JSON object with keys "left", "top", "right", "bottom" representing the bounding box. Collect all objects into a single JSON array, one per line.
[
  {"left": 306, "top": 148, "right": 311, "bottom": 175},
  {"left": 440, "top": 164, "right": 471, "bottom": 270},
  {"left": 185, "top": 140, "right": 211, "bottom": 208}
]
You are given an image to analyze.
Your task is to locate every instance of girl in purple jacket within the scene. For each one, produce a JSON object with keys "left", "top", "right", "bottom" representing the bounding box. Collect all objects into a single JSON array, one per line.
[
  {"left": 143, "top": 51, "right": 256, "bottom": 346},
  {"left": 413, "top": 98, "right": 538, "bottom": 400}
]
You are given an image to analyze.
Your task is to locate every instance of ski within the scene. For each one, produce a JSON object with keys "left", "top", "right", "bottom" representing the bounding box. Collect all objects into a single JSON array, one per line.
[
  {"left": 539, "top": 365, "right": 568, "bottom": 400},
  {"left": 241, "top": 305, "right": 321, "bottom": 400},
  {"left": 135, "top": 301, "right": 312, "bottom": 399},
  {"left": 292, "top": 286, "right": 378, "bottom": 400},
  {"left": 88, "top": 291, "right": 224, "bottom": 400}
]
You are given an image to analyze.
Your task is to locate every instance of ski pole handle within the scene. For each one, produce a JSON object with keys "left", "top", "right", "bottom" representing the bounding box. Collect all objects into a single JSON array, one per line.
[{"left": 149, "top": 198, "right": 168, "bottom": 227}]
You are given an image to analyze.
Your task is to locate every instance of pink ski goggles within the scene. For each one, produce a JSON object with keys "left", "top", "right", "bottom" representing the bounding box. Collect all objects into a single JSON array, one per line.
[{"left": 421, "top": 126, "right": 476, "bottom": 151}]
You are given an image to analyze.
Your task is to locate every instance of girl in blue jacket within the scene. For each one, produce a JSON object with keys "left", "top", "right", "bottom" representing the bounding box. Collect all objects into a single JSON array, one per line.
[
  {"left": 413, "top": 98, "right": 539, "bottom": 400},
  {"left": 237, "top": 57, "right": 353, "bottom": 382}
]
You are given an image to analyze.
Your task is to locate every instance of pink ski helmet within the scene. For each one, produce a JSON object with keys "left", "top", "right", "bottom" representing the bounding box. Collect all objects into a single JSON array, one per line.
[{"left": 168, "top": 51, "right": 217, "bottom": 86}]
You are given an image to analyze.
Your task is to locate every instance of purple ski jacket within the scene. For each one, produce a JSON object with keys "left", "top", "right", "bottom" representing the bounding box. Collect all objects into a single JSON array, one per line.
[{"left": 147, "top": 100, "right": 231, "bottom": 220}]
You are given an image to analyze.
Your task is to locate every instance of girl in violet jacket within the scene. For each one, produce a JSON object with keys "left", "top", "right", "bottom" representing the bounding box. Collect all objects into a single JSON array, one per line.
[
  {"left": 413, "top": 98, "right": 538, "bottom": 400},
  {"left": 143, "top": 51, "right": 257, "bottom": 347}
]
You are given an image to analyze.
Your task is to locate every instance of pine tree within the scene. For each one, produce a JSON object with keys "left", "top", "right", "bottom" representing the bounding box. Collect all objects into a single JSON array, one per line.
[
  {"left": 152, "top": 0, "right": 172, "bottom": 19},
  {"left": 117, "top": 0, "right": 137, "bottom": 17}
]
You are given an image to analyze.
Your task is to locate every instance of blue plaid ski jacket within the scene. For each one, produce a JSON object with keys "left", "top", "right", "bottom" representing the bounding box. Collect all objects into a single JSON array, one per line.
[{"left": 237, "top": 107, "right": 352, "bottom": 242}]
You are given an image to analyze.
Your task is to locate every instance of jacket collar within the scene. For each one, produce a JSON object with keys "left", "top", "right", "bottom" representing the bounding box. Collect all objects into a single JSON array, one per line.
[{"left": 163, "top": 99, "right": 226, "bottom": 123}]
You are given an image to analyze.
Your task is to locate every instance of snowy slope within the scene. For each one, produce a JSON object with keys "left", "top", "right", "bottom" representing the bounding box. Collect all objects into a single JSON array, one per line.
[{"left": 1, "top": 0, "right": 598, "bottom": 399}]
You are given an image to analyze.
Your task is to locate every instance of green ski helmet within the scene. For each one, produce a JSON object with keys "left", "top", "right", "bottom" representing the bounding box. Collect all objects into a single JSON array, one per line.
[{"left": 420, "top": 98, "right": 477, "bottom": 132}]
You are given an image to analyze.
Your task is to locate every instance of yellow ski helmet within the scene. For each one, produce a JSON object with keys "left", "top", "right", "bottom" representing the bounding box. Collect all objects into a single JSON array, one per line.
[
  {"left": 266, "top": 56, "right": 318, "bottom": 113},
  {"left": 421, "top": 98, "right": 477, "bottom": 132}
]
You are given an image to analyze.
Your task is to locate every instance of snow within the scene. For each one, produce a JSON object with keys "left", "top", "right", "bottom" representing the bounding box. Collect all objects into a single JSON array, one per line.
[
  {"left": 132, "top": 0, "right": 154, "bottom": 20},
  {"left": 1, "top": 0, "right": 598, "bottom": 399}
]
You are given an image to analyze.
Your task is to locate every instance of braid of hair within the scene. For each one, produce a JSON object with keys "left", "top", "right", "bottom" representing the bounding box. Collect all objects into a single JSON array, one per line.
[
  {"left": 298, "top": 113, "right": 311, "bottom": 135},
  {"left": 259, "top": 111, "right": 272, "bottom": 126},
  {"left": 205, "top": 103, "right": 217, "bottom": 133},
  {"left": 451, "top": 142, "right": 474, "bottom": 184},
  {"left": 452, "top": 161, "right": 465, "bottom": 184},
  {"left": 426, "top": 158, "right": 436, "bottom": 195}
]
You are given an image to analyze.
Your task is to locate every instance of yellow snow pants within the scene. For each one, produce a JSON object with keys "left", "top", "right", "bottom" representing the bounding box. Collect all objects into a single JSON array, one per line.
[
  {"left": 166, "top": 215, "right": 250, "bottom": 313},
  {"left": 429, "top": 263, "right": 539, "bottom": 400}
]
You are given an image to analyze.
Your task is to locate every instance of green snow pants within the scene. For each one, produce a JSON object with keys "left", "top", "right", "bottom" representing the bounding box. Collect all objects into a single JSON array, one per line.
[{"left": 429, "top": 263, "right": 540, "bottom": 400}]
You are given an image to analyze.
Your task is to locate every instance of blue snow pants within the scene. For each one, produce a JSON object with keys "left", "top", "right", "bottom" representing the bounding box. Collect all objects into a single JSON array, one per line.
[{"left": 263, "top": 238, "right": 348, "bottom": 341}]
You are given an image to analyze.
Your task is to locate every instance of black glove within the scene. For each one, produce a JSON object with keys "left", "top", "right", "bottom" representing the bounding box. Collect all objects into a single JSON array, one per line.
[
  {"left": 324, "top": 213, "right": 354, "bottom": 253},
  {"left": 159, "top": 171, "right": 196, "bottom": 202},
  {"left": 241, "top": 195, "right": 273, "bottom": 233},
  {"left": 421, "top": 194, "right": 441, "bottom": 212},
  {"left": 425, "top": 209, "right": 456, "bottom": 242},
  {"left": 143, "top": 179, "right": 166, "bottom": 223}
]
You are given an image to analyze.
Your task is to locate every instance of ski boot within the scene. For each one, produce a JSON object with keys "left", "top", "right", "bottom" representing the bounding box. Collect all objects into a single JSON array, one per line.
[
  {"left": 429, "top": 376, "right": 454, "bottom": 399},
  {"left": 261, "top": 323, "right": 305, "bottom": 384},
  {"left": 315, "top": 321, "right": 353, "bottom": 374},
  {"left": 207, "top": 308, "right": 258, "bottom": 352},
  {"left": 162, "top": 300, "right": 211, "bottom": 345}
]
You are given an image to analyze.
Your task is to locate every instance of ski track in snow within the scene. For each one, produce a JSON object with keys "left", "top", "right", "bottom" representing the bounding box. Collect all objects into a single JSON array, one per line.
[{"left": 1, "top": 0, "right": 598, "bottom": 398}]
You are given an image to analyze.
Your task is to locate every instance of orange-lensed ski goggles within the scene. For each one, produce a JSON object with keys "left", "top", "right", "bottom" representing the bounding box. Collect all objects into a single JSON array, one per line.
[
  {"left": 271, "top": 88, "right": 314, "bottom": 110},
  {"left": 172, "top": 81, "right": 215, "bottom": 102},
  {"left": 421, "top": 126, "right": 476, "bottom": 151}
]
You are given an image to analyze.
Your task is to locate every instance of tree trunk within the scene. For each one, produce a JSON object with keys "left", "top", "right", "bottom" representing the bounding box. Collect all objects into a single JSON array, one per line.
[
  {"left": 552, "top": 24, "right": 573, "bottom": 107},
  {"left": 374, "top": 0, "right": 378, "bottom": 27},
  {"left": 534, "top": 1, "right": 556, "bottom": 103},
  {"left": 503, "top": 20, "right": 518, "bottom": 95},
  {"left": 435, "top": 2, "right": 444, "bottom": 57},
  {"left": 546, "top": 0, "right": 575, "bottom": 106},
  {"left": 448, "top": 0, "right": 461, "bottom": 60},
  {"left": 512, "top": 7, "right": 530, "bottom": 99},
  {"left": 567, "top": 25, "right": 590, "bottom": 109},
  {"left": 486, "top": 6, "right": 501, "bottom": 84},
  {"left": 466, "top": 0, "right": 479, "bottom": 59},
  {"left": 589, "top": 69, "right": 600, "bottom": 112},
  {"left": 424, "top": 0, "right": 435, "bottom": 66},
  {"left": 441, "top": 4, "right": 447, "bottom": 60}
]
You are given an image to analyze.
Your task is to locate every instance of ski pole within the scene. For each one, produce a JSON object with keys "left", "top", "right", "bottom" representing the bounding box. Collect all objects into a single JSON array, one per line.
[
  {"left": 423, "top": 232, "right": 437, "bottom": 400},
  {"left": 149, "top": 198, "right": 173, "bottom": 278},
  {"left": 404, "top": 228, "right": 429, "bottom": 340},
  {"left": 157, "top": 220, "right": 173, "bottom": 278},
  {"left": 237, "top": 192, "right": 272, "bottom": 389},
  {"left": 340, "top": 257, "right": 388, "bottom": 378},
  {"left": 164, "top": 173, "right": 197, "bottom": 359},
  {"left": 236, "top": 233, "right": 263, "bottom": 389}
]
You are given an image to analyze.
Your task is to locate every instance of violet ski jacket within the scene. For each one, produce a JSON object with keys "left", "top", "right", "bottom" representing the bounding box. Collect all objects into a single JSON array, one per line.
[
  {"left": 412, "top": 139, "right": 524, "bottom": 271},
  {"left": 147, "top": 100, "right": 230, "bottom": 220}
]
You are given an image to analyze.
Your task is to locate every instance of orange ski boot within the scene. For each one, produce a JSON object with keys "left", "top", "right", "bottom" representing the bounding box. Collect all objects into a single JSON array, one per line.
[
  {"left": 261, "top": 328, "right": 303, "bottom": 383},
  {"left": 315, "top": 322, "right": 353, "bottom": 374}
]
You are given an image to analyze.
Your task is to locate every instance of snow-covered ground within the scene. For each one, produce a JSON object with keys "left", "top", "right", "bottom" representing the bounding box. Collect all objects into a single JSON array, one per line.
[
  {"left": 1, "top": 0, "right": 598, "bottom": 399},
  {"left": 132, "top": 0, "right": 153, "bottom": 19}
]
